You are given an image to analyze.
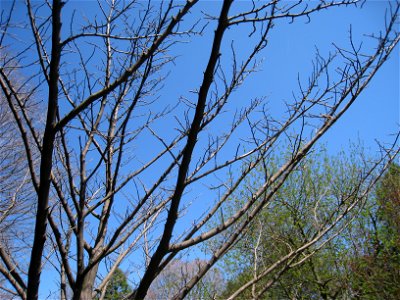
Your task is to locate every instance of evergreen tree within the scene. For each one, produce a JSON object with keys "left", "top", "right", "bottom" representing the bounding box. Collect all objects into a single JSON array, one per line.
[{"left": 104, "top": 269, "right": 132, "bottom": 300}]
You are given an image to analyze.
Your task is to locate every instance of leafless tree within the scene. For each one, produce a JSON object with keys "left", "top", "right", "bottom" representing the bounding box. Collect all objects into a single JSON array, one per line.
[
  {"left": 0, "top": 54, "right": 40, "bottom": 299},
  {"left": 145, "top": 259, "right": 224, "bottom": 300},
  {"left": 0, "top": 1, "right": 399, "bottom": 299}
]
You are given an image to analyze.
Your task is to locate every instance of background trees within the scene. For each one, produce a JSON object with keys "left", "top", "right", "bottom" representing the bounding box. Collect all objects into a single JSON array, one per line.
[
  {"left": 146, "top": 259, "right": 224, "bottom": 300},
  {"left": 347, "top": 163, "right": 400, "bottom": 299},
  {"left": 219, "top": 148, "right": 357, "bottom": 299},
  {"left": 0, "top": 1, "right": 399, "bottom": 299},
  {"left": 102, "top": 268, "right": 132, "bottom": 300},
  {"left": 219, "top": 149, "right": 400, "bottom": 299}
]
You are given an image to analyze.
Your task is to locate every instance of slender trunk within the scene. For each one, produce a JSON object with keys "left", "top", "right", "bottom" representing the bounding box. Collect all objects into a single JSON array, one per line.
[
  {"left": 26, "top": 0, "right": 62, "bottom": 298},
  {"left": 132, "top": 1, "right": 233, "bottom": 299}
]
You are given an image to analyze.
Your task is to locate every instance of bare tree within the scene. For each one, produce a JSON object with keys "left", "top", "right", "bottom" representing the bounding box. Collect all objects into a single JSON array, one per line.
[
  {"left": 0, "top": 0, "right": 399, "bottom": 299},
  {"left": 0, "top": 50, "right": 40, "bottom": 299},
  {"left": 146, "top": 259, "right": 224, "bottom": 300}
]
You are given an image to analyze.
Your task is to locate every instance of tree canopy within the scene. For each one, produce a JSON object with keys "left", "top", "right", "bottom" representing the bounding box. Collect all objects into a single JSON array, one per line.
[{"left": 0, "top": 1, "right": 399, "bottom": 299}]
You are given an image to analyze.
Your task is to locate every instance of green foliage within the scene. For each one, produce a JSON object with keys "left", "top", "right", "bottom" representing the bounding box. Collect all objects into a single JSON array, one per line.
[
  {"left": 220, "top": 147, "right": 360, "bottom": 299},
  {"left": 219, "top": 148, "right": 400, "bottom": 299},
  {"left": 377, "top": 163, "right": 400, "bottom": 247},
  {"left": 348, "top": 163, "right": 400, "bottom": 299},
  {"left": 104, "top": 268, "right": 132, "bottom": 300}
]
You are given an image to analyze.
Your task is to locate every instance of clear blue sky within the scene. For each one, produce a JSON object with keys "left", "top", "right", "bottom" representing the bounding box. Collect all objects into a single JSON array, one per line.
[
  {"left": 2, "top": 0, "right": 399, "bottom": 298},
  {"left": 163, "top": 0, "right": 399, "bottom": 155},
  {"left": 6, "top": 0, "right": 398, "bottom": 152}
]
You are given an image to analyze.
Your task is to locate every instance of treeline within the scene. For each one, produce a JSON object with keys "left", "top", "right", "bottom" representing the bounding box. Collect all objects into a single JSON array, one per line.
[
  {"left": 219, "top": 151, "right": 400, "bottom": 299},
  {"left": 105, "top": 149, "right": 400, "bottom": 299}
]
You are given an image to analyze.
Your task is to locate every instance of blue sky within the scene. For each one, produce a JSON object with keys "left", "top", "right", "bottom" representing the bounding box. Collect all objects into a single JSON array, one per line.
[
  {"left": 2, "top": 0, "right": 399, "bottom": 298},
  {"left": 5, "top": 0, "right": 398, "bottom": 153},
  {"left": 177, "top": 1, "right": 399, "bottom": 155}
]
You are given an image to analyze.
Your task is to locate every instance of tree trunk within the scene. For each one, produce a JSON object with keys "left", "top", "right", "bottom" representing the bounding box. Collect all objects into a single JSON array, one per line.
[{"left": 73, "top": 263, "right": 100, "bottom": 300}]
